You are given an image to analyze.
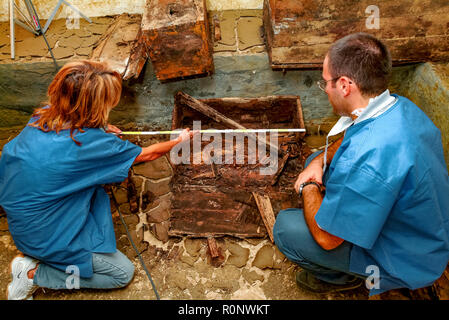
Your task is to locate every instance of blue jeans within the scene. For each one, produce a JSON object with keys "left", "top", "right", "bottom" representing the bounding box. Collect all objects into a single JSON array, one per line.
[
  {"left": 273, "top": 151, "right": 364, "bottom": 285},
  {"left": 33, "top": 250, "right": 135, "bottom": 290}
]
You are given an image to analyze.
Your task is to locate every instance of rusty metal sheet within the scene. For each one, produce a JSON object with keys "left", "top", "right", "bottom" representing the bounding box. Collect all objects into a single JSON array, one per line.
[
  {"left": 141, "top": 0, "right": 214, "bottom": 81},
  {"left": 168, "top": 95, "right": 310, "bottom": 239},
  {"left": 264, "top": 0, "right": 449, "bottom": 69}
]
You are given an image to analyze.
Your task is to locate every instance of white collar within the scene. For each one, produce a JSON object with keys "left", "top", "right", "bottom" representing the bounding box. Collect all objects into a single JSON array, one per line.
[
  {"left": 323, "top": 90, "right": 397, "bottom": 172},
  {"left": 327, "top": 89, "right": 396, "bottom": 137}
]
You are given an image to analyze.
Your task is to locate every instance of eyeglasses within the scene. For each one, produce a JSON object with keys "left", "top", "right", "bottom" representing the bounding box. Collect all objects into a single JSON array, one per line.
[{"left": 317, "top": 77, "right": 340, "bottom": 91}]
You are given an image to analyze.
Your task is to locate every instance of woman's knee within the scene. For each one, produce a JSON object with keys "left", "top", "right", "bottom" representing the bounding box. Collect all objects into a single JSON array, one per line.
[{"left": 114, "top": 257, "right": 135, "bottom": 288}]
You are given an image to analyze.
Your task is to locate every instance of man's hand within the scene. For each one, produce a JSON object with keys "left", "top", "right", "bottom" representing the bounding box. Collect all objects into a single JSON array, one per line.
[{"left": 294, "top": 160, "right": 324, "bottom": 193}]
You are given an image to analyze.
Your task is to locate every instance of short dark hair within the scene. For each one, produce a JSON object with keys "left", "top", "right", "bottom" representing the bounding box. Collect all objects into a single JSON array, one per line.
[{"left": 327, "top": 32, "right": 392, "bottom": 96}]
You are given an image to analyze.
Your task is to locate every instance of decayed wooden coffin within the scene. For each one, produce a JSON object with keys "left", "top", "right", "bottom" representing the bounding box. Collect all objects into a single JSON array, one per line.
[
  {"left": 263, "top": 0, "right": 449, "bottom": 69},
  {"left": 168, "top": 94, "right": 311, "bottom": 239},
  {"left": 141, "top": 0, "right": 214, "bottom": 81}
]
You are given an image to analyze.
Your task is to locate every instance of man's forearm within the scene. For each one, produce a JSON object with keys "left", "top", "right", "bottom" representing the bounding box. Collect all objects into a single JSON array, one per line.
[{"left": 302, "top": 185, "right": 344, "bottom": 251}]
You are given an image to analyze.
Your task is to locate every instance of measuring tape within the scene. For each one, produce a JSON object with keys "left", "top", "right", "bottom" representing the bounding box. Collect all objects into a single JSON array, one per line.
[{"left": 118, "top": 128, "right": 306, "bottom": 135}]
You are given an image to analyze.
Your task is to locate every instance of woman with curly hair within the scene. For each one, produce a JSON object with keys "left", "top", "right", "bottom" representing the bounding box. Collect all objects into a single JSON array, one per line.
[{"left": 0, "top": 60, "right": 193, "bottom": 300}]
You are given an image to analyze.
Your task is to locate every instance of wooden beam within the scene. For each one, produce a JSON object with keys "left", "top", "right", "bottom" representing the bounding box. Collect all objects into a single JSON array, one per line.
[
  {"left": 263, "top": 0, "right": 449, "bottom": 69},
  {"left": 90, "top": 14, "right": 146, "bottom": 79},
  {"left": 141, "top": 0, "right": 214, "bottom": 81},
  {"left": 252, "top": 192, "right": 276, "bottom": 243},
  {"left": 175, "top": 91, "right": 246, "bottom": 130},
  {"left": 175, "top": 91, "right": 282, "bottom": 156}
]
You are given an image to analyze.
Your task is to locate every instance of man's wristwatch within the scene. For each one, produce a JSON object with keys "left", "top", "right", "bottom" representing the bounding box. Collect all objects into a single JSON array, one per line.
[{"left": 298, "top": 181, "right": 321, "bottom": 198}]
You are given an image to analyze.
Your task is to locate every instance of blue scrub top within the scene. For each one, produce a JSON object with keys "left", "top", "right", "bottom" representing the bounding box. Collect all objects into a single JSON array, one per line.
[
  {"left": 0, "top": 119, "right": 142, "bottom": 278},
  {"left": 315, "top": 95, "right": 449, "bottom": 295}
]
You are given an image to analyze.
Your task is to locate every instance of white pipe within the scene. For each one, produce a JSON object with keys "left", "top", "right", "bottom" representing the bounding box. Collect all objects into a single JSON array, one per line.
[{"left": 10, "top": 0, "right": 14, "bottom": 59}]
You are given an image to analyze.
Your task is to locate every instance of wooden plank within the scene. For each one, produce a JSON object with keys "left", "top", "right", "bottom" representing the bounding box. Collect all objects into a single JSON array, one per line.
[
  {"left": 141, "top": 0, "right": 214, "bottom": 81},
  {"left": 175, "top": 91, "right": 246, "bottom": 130},
  {"left": 207, "top": 237, "right": 220, "bottom": 258},
  {"left": 252, "top": 192, "right": 276, "bottom": 242},
  {"left": 123, "top": 27, "right": 148, "bottom": 81},
  {"left": 175, "top": 91, "right": 282, "bottom": 156},
  {"left": 264, "top": 0, "right": 449, "bottom": 69},
  {"left": 90, "top": 14, "right": 146, "bottom": 79}
]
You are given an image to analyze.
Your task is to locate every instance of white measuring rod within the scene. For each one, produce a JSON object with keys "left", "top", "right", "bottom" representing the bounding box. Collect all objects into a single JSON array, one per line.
[{"left": 118, "top": 128, "right": 306, "bottom": 135}]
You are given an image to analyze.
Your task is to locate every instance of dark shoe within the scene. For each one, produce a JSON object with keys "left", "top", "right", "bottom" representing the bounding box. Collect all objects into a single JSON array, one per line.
[{"left": 295, "top": 270, "right": 364, "bottom": 294}]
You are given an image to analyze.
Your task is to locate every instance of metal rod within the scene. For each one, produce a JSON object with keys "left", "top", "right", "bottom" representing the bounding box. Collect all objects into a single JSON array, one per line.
[
  {"left": 9, "top": 0, "right": 14, "bottom": 59},
  {"left": 118, "top": 128, "right": 306, "bottom": 135},
  {"left": 15, "top": 3, "right": 36, "bottom": 31},
  {"left": 26, "top": 0, "right": 59, "bottom": 69},
  {"left": 42, "top": 0, "right": 93, "bottom": 34}
]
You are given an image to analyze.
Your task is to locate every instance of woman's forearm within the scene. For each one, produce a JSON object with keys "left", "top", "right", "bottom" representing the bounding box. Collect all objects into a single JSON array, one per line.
[{"left": 134, "top": 137, "right": 182, "bottom": 163}]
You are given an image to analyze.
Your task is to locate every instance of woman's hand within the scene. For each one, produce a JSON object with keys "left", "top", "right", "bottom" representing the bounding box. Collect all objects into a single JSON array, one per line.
[
  {"left": 294, "top": 160, "right": 324, "bottom": 193},
  {"left": 176, "top": 128, "right": 197, "bottom": 142},
  {"left": 134, "top": 128, "right": 198, "bottom": 164},
  {"left": 106, "top": 124, "right": 122, "bottom": 135}
]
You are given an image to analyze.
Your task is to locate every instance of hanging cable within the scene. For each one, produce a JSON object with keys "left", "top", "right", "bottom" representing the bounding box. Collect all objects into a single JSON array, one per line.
[{"left": 110, "top": 190, "right": 160, "bottom": 300}]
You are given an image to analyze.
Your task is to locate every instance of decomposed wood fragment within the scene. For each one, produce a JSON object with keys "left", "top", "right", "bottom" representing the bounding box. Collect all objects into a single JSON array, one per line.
[
  {"left": 252, "top": 192, "right": 276, "bottom": 243},
  {"left": 207, "top": 237, "right": 220, "bottom": 258}
]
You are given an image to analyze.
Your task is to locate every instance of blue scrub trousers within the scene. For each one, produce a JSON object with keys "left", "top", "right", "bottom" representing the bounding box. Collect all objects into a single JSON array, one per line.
[
  {"left": 33, "top": 250, "right": 135, "bottom": 290},
  {"left": 273, "top": 151, "right": 365, "bottom": 285}
]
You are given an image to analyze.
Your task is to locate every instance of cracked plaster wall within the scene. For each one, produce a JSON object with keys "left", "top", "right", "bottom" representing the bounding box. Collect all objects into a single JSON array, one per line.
[{"left": 0, "top": 0, "right": 263, "bottom": 22}]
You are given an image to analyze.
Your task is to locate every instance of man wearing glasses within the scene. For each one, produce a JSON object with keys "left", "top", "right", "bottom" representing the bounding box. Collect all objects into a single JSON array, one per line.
[{"left": 273, "top": 32, "right": 449, "bottom": 297}]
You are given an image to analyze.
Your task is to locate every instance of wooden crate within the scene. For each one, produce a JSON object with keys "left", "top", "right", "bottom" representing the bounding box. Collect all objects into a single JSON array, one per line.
[
  {"left": 263, "top": 0, "right": 449, "bottom": 69},
  {"left": 168, "top": 95, "right": 310, "bottom": 238},
  {"left": 141, "top": 0, "right": 214, "bottom": 81}
]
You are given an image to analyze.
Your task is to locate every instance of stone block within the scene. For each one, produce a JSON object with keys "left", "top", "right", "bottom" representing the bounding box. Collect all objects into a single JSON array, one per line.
[
  {"left": 242, "top": 269, "right": 264, "bottom": 284},
  {"left": 252, "top": 244, "right": 274, "bottom": 269},
  {"left": 210, "top": 10, "right": 237, "bottom": 52},
  {"left": 151, "top": 221, "right": 169, "bottom": 243},
  {"left": 112, "top": 186, "right": 128, "bottom": 204},
  {"left": 50, "top": 46, "right": 75, "bottom": 60},
  {"left": 146, "top": 204, "right": 170, "bottom": 223},
  {"left": 178, "top": 247, "right": 198, "bottom": 266},
  {"left": 225, "top": 242, "right": 250, "bottom": 268},
  {"left": 133, "top": 156, "right": 173, "bottom": 180},
  {"left": 237, "top": 17, "right": 264, "bottom": 51},
  {"left": 144, "top": 178, "right": 171, "bottom": 197},
  {"left": 184, "top": 238, "right": 203, "bottom": 257}
]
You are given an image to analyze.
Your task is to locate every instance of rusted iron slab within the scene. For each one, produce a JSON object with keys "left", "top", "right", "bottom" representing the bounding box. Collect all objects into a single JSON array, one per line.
[
  {"left": 90, "top": 14, "right": 146, "bottom": 80},
  {"left": 264, "top": 0, "right": 449, "bottom": 69},
  {"left": 141, "top": 0, "right": 214, "bottom": 81}
]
